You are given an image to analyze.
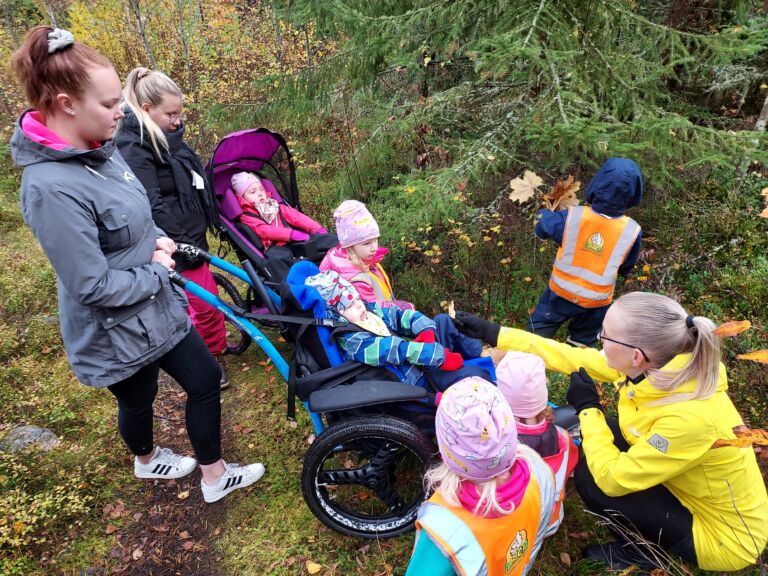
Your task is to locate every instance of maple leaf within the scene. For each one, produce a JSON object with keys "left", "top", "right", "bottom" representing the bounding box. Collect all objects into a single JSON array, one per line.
[
  {"left": 737, "top": 349, "right": 768, "bottom": 364},
  {"left": 509, "top": 170, "right": 543, "bottom": 203},
  {"left": 712, "top": 319, "right": 751, "bottom": 337},
  {"left": 712, "top": 425, "right": 768, "bottom": 449},
  {"left": 541, "top": 175, "right": 581, "bottom": 211}
]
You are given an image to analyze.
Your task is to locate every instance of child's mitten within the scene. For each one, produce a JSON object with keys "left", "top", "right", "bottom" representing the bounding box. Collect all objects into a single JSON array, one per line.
[
  {"left": 290, "top": 230, "right": 310, "bottom": 241},
  {"left": 316, "top": 227, "right": 328, "bottom": 234},
  {"left": 414, "top": 329, "right": 436, "bottom": 344},
  {"left": 441, "top": 351, "right": 464, "bottom": 371}
]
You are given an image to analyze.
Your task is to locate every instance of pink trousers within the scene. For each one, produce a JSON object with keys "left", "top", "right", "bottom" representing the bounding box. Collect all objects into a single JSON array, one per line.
[{"left": 180, "top": 263, "right": 227, "bottom": 356}]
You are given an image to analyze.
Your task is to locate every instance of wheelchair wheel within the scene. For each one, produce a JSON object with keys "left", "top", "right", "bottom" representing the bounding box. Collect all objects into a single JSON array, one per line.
[
  {"left": 212, "top": 272, "right": 252, "bottom": 355},
  {"left": 301, "top": 415, "right": 436, "bottom": 539}
]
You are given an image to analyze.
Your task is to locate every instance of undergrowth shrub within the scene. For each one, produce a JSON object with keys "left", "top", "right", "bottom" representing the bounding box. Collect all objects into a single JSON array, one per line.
[{"left": 0, "top": 451, "right": 93, "bottom": 574}]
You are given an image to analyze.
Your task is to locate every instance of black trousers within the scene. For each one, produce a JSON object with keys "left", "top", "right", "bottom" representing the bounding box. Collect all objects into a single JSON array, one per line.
[
  {"left": 574, "top": 417, "right": 698, "bottom": 564},
  {"left": 108, "top": 329, "right": 222, "bottom": 465}
]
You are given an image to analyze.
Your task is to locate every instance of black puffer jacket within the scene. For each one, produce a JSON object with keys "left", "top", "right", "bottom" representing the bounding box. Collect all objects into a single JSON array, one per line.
[{"left": 116, "top": 108, "right": 214, "bottom": 271}]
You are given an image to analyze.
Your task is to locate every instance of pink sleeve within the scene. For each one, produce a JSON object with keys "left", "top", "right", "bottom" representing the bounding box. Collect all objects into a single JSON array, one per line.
[
  {"left": 240, "top": 212, "right": 293, "bottom": 243},
  {"left": 280, "top": 204, "right": 323, "bottom": 234},
  {"left": 349, "top": 280, "right": 378, "bottom": 303}
]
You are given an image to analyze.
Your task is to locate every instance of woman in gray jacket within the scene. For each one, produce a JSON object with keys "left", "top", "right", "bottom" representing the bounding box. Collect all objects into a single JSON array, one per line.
[{"left": 9, "top": 26, "right": 263, "bottom": 503}]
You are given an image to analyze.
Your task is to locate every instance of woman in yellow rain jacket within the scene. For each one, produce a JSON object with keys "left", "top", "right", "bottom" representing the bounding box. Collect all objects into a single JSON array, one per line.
[{"left": 454, "top": 292, "right": 767, "bottom": 572}]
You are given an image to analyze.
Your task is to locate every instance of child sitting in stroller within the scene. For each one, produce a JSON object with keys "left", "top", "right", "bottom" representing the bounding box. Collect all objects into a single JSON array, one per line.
[
  {"left": 305, "top": 270, "right": 492, "bottom": 391},
  {"left": 232, "top": 171, "right": 327, "bottom": 249}
]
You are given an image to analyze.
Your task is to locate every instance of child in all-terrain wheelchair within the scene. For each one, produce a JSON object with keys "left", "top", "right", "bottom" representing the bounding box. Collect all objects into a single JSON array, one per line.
[
  {"left": 273, "top": 261, "right": 496, "bottom": 538},
  {"left": 304, "top": 269, "right": 493, "bottom": 392}
]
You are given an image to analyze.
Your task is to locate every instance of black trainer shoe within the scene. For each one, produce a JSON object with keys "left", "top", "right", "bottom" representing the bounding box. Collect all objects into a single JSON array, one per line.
[{"left": 583, "top": 540, "right": 658, "bottom": 571}]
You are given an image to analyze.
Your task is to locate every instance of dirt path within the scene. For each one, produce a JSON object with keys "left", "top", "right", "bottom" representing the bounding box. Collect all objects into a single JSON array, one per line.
[{"left": 88, "top": 373, "right": 228, "bottom": 576}]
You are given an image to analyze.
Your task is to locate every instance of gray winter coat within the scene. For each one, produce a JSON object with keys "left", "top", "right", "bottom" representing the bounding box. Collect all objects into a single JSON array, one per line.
[{"left": 11, "top": 110, "right": 191, "bottom": 388}]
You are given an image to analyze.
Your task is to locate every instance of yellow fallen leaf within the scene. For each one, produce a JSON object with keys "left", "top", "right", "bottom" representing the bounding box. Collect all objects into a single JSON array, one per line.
[
  {"left": 306, "top": 560, "right": 323, "bottom": 574},
  {"left": 177, "top": 490, "right": 190, "bottom": 500},
  {"left": 760, "top": 207, "right": 768, "bottom": 218},
  {"left": 712, "top": 320, "right": 751, "bottom": 337},
  {"left": 761, "top": 187, "right": 768, "bottom": 196},
  {"left": 560, "top": 552, "right": 571, "bottom": 567},
  {"left": 736, "top": 349, "right": 768, "bottom": 364},
  {"left": 509, "top": 170, "right": 543, "bottom": 204}
]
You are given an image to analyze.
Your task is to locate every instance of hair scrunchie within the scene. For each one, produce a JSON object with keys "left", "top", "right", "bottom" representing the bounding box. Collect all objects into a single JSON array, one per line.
[
  {"left": 686, "top": 315, "right": 696, "bottom": 329},
  {"left": 47, "top": 28, "right": 75, "bottom": 54},
  {"left": 137, "top": 68, "right": 152, "bottom": 79}
]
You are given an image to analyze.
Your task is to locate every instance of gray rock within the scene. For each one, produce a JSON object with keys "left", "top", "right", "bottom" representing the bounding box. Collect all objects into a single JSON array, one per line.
[{"left": 0, "top": 425, "right": 60, "bottom": 453}]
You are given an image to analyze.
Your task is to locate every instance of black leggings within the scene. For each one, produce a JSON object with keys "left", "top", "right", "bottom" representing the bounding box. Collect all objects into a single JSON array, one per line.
[
  {"left": 574, "top": 417, "right": 697, "bottom": 564},
  {"left": 108, "top": 329, "right": 222, "bottom": 465}
]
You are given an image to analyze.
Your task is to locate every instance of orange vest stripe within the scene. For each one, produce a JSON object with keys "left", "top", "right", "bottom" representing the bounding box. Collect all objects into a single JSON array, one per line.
[{"left": 549, "top": 206, "right": 640, "bottom": 308}]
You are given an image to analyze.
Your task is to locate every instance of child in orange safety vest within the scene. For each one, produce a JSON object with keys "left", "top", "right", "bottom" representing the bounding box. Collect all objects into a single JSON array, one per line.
[
  {"left": 406, "top": 377, "right": 557, "bottom": 576},
  {"left": 528, "top": 158, "right": 643, "bottom": 346},
  {"left": 496, "top": 351, "right": 578, "bottom": 533}
]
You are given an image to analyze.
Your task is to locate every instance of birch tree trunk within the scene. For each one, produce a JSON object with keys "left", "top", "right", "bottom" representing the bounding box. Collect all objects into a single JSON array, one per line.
[
  {"left": 175, "top": 0, "right": 192, "bottom": 89},
  {"left": 2, "top": 3, "right": 19, "bottom": 47},
  {"left": 128, "top": 0, "right": 157, "bottom": 69}
]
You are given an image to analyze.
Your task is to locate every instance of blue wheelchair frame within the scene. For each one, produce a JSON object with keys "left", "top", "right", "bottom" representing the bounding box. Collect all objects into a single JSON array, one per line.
[{"left": 169, "top": 247, "right": 326, "bottom": 434}]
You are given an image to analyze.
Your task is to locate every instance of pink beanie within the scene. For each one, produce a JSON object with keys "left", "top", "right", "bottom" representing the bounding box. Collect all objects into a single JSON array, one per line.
[
  {"left": 333, "top": 200, "right": 379, "bottom": 248},
  {"left": 436, "top": 377, "right": 518, "bottom": 481},
  {"left": 231, "top": 172, "right": 261, "bottom": 197},
  {"left": 496, "top": 352, "right": 548, "bottom": 419}
]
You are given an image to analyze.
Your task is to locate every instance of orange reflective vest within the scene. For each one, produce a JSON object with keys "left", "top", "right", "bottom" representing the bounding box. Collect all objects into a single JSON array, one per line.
[
  {"left": 549, "top": 206, "right": 640, "bottom": 308},
  {"left": 415, "top": 446, "right": 556, "bottom": 576}
]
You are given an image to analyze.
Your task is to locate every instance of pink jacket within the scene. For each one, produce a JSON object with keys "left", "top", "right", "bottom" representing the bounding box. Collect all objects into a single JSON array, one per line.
[
  {"left": 319, "top": 245, "right": 413, "bottom": 309},
  {"left": 237, "top": 196, "right": 323, "bottom": 250}
]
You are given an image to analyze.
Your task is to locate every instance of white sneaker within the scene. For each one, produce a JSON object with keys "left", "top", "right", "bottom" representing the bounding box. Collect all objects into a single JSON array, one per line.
[
  {"left": 201, "top": 462, "right": 265, "bottom": 503},
  {"left": 134, "top": 447, "right": 197, "bottom": 480}
]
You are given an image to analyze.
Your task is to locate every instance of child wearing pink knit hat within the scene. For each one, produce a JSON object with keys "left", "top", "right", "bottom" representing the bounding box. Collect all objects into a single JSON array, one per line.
[
  {"left": 497, "top": 351, "right": 559, "bottom": 458},
  {"left": 496, "top": 351, "right": 579, "bottom": 534},
  {"left": 231, "top": 171, "right": 327, "bottom": 251},
  {"left": 407, "top": 377, "right": 556, "bottom": 576},
  {"left": 319, "top": 199, "right": 414, "bottom": 311}
]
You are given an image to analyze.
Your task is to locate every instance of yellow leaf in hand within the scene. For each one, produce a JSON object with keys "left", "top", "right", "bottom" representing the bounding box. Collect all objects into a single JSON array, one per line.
[{"left": 509, "top": 170, "right": 543, "bottom": 203}]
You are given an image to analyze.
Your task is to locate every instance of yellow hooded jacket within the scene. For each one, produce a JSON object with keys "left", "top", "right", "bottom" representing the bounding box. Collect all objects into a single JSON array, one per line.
[{"left": 498, "top": 327, "right": 768, "bottom": 571}]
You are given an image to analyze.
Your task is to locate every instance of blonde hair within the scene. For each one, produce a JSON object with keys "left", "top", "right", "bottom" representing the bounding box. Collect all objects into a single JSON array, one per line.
[
  {"left": 121, "top": 67, "right": 182, "bottom": 158},
  {"left": 613, "top": 292, "right": 721, "bottom": 403},
  {"left": 346, "top": 247, "right": 369, "bottom": 272},
  {"left": 424, "top": 461, "right": 515, "bottom": 518}
]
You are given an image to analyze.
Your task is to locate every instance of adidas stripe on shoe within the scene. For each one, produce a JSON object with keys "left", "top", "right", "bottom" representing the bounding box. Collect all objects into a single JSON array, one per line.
[
  {"left": 201, "top": 462, "right": 265, "bottom": 503},
  {"left": 134, "top": 447, "right": 197, "bottom": 480}
]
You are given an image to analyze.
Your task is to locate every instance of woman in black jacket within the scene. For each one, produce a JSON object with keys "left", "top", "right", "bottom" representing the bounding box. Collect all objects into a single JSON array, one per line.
[{"left": 116, "top": 67, "right": 228, "bottom": 388}]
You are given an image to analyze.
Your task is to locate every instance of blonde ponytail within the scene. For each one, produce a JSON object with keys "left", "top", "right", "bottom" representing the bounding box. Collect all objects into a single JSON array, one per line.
[
  {"left": 613, "top": 292, "right": 722, "bottom": 403},
  {"left": 121, "top": 67, "right": 182, "bottom": 159}
]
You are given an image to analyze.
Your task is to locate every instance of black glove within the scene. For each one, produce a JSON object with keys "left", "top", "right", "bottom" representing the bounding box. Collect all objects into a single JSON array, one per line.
[
  {"left": 453, "top": 310, "right": 501, "bottom": 347},
  {"left": 566, "top": 368, "right": 602, "bottom": 412}
]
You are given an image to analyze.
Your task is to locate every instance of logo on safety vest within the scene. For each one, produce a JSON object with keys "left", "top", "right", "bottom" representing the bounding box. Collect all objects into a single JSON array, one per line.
[
  {"left": 505, "top": 529, "right": 529, "bottom": 574},
  {"left": 583, "top": 232, "right": 604, "bottom": 255}
]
